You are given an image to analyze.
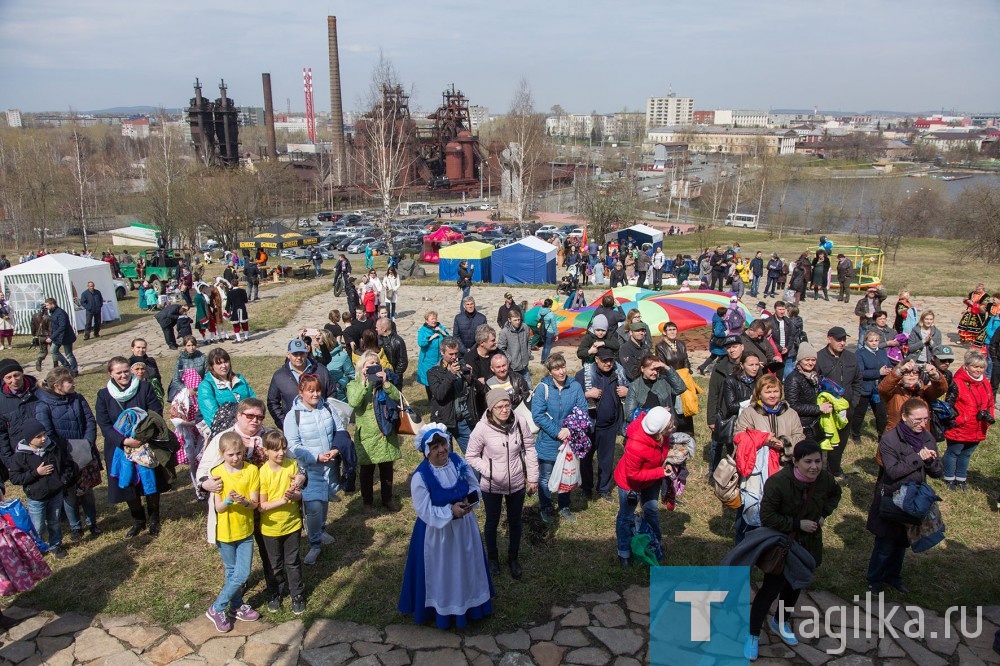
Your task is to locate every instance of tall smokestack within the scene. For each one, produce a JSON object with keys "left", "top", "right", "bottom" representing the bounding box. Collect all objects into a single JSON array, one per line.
[
  {"left": 328, "top": 16, "right": 346, "bottom": 186},
  {"left": 261, "top": 73, "right": 277, "bottom": 159}
]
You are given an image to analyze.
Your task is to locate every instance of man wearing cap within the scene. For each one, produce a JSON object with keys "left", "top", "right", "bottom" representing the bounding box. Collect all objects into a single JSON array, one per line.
[
  {"left": 0, "top": 359, "right": 40, "bottom": 473},
  {"left": 376, "top": 317, "right": 408, "bottom": 378},
  {"left": 496, "top": 293, "right": 520, "bottom": 329},
  {"left": 706, "top": 336, "right": 744, "bottom": 474},
  {"left": 817, "top": 326, "right": 862, "bottom": 478},
  {"left": 266, "top": 338, "right": 334, "bottom": 428},
  {"left": 44, "top": 298, "right": 78, "bottom": 376},
  {"left": 618, "top": 322, "right": 651, "bottom": 381},
  {"left": 575, "top": 347, "right": 628, "bottom": 501},
  {"left": 79, "top": 281, "right": 105, "bottom": 340}
]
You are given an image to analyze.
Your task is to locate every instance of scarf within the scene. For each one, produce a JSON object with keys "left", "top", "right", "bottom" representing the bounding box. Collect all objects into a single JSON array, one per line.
[
  {"left": 107, "top": 375, "right": 140, "bottom": 403},
  {"left": 798, "top": 369, "right": 819, "bottom": 386},
  {"left": 762, "top": 402, "right": 783, "bottom": 415},
  {"left": 739, "top": 373, "right": 756, "bottom": 385},
  {"left": 792, "top": 467, "right": 814, "bottom": 483},
  {"left": 896, "top": 422, "right": 926, "bottom": 453}
]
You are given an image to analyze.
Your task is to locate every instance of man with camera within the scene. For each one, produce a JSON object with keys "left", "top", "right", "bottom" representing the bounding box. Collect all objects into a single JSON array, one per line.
[{"left": 427, "top": 337, "right": 476, "bottom": 454}]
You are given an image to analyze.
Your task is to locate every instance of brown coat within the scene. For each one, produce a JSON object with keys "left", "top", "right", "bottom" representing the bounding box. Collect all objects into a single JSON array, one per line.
[
  {"left": 877, "top": 370, "right": 948, "bottom": 432},
  {"left": 208, "top": 286, "right": 226, "bottom": 326}
]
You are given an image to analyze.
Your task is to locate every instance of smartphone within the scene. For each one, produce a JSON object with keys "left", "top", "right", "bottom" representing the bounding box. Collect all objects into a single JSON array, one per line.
[
  {"left": 366, "top": 365, "right": 380, "bottom": 377},
  {"left": 465, "top": 490, "right": 480, "bottom": 509}
]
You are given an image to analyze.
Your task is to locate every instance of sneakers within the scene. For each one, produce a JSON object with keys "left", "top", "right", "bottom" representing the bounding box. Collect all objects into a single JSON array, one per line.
[
  {"left": 303, "top": 547, "right": 321, "bottom": 565},
  {"left": 957, "top": 481, "right": 968, "bottom": 492},
  {"left": 599, "top": 492, "right": 615, "bottom": 504},
  {"left": 743, "top": 634, "right": 759, "bottom": 660},
  {"left": 267, "top": 596, "right": 281, "bottom": 613},
  {"left": 89, "top": 525, "right": 103, "bottom": 538},
  {"left": 769, "top": 616, "right": 799, "bottom": 646},
  {"left": 234, "top": 604, "right": 260, "bottom": 622},
  {"left": 206, "top": 606, "right": 232, "bottom": 633},
  {"left": 69, "top": 529, "right": 84, "bottom": 543},
  {"left": 558, "top": 508, "right": 577, "bottom": 524},
  {"left": 540, "top": 509, "right": 554, "bottom": 526},
  {"left": 51, "top": 546, "right": 68, "bottom": 559},
  {"left": 291, "top": 596, "right": 306, "bottom": 615},
  {"left": 320, "top": 532, "right": 336, "bottom": 545}
]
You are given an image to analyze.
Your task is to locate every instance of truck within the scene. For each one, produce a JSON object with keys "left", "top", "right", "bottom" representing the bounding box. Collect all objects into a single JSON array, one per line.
[{"left": 120, "top": 250, "right": 182, "bottom": 293}]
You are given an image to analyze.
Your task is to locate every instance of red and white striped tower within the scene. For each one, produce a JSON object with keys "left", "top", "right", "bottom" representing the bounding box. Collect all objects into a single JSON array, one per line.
[{"left": 303, "top": 67, "right": 316, "bottom": 143}]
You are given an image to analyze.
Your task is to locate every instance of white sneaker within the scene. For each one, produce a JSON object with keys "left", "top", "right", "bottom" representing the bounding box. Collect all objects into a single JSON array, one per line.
[
  {"left": 320, "top": 532, "right": 335, "bottom": 545},
  {"left": 303, "top": 547, "right": 321, "bottom": 565}
]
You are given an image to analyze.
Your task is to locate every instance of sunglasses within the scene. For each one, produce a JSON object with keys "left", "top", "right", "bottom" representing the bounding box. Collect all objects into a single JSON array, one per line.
[{"left": 241, "top": 413, "right": 264, "bottom": 421}]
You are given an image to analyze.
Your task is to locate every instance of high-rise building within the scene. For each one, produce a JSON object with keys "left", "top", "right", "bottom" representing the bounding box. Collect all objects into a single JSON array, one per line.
[
  {"left": 5, "top": 109, "right": 22, "bottom": 128},
  {"left": 645, "top": 93, "right": 693, "bottom": 129},
  {"left": 468, "top": 105, "right": 490, "bottom": 131}
]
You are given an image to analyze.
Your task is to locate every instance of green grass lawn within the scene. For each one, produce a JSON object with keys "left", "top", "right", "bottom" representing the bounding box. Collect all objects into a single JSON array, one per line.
[{"left": 10, "top": 353, "right": 999, "bottom": 630}]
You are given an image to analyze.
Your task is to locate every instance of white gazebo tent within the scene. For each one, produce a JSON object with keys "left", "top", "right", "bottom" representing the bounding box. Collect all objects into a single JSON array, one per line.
[{"left": 0, "top": 253, "right": 121, "bottom": 334}]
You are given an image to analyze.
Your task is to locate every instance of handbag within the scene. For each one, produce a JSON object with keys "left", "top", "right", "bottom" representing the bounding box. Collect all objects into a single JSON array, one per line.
[
  {"left": 514, "top": 401, "right": 540, "bottom": 434},
  {"left": 0, "top": 499, "right": 48, "bottom": 554},
  {"left": 75, "top": 461, "right": 103, "bottom": 494},
  {"left": 68, "top": 439, "right": 97, "bottom": 469},
  {"left": 0, "top": 520, "right": 51, "bottom": 595},
  {"left": 756, "top": 484, "right": 814, "bottom": 575},
  {"left": 878, "top": 491, "right": 923, "bottom": 525},
  {"left": 398, "top": 395, "right": 423, "bottom": 436}
]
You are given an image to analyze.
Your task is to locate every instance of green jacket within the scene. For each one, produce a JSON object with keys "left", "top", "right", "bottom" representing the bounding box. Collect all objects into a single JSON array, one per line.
[
  {"left": 759, "top": 466, "right": 842, "bottom": 567},
  {"left": 346, "top": 377, "right": 402, "bottom": 465}
]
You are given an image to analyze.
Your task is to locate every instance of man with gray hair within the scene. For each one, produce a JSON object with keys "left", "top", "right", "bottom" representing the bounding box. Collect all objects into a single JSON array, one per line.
[
  {"left": 427, "top": 336, "right": 475, "bottom": 453},
  {"left": 452, "top": 296, "right": 487, "bottom": 356},
  {"left": 376, "top": 317, "right": 408, "bottom": 377}
]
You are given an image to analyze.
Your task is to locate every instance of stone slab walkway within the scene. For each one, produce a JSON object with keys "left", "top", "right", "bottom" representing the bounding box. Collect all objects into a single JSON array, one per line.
[{"left": 1, "top": 587, "right": 997, "bottom": 665}]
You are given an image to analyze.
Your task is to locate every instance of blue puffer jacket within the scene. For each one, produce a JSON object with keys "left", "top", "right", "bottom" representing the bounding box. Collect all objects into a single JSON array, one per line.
[
  {"left": 710, "top": 314, "right": 727, "bottom": 356},
  {"left": 323, "top": 345, "right": 355, "bottom": 400},
  {"left": 856, "top": 345, "right": 891, "bottom": 397},
  {"left": 34, "top": 388, "right": 97, "bottom": 445},
  {"left": 416, "top": 323, "right": 448, "bottom": 386},
  {"left": 531, "top": 375, "right": 588, "bottom": 461},
  {"left": 284, "top": 397, "right": 341, "bottom": 502}
]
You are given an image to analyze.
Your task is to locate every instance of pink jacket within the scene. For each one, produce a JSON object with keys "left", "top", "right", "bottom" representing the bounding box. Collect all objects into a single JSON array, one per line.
[{"left": 465, "top": 415, "right": 539, "bottom": 495}]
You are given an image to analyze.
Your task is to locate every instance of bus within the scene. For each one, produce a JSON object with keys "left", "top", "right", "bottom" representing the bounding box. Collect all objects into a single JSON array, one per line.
[
  {"left": 396, "top": 201, "right": 429, "bottom": 215},
  {"left": 724, "top": 213, "right": 758, "bottom": 229}
]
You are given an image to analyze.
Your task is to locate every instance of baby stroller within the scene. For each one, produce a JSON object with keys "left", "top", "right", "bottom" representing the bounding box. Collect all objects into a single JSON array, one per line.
[{"left": 557, "top": 266, "right": 580, "bottom": 296}]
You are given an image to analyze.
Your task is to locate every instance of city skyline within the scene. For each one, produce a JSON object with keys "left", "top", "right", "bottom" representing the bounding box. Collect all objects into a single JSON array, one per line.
[{"left": 1, "top": 0, "right": 998, "bottom": 116}]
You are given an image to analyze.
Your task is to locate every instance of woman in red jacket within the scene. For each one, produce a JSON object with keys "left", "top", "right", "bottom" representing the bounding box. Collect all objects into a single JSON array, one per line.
[
  {"left": 942, "top": 351, "right": 995, "bottom": 490},
  {"left": 613, "top": 406, "right": 673, "bottom": 568}
]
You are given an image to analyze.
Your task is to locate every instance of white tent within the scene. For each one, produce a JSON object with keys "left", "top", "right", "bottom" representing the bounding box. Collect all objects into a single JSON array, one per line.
[{"left": 0, "top": 254, "right": 121, "bottom": 334}]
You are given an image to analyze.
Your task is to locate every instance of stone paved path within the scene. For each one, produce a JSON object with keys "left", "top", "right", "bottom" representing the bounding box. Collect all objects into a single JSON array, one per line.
[{"left": 1, "top": 588, "right": 997, "bottom": 665}]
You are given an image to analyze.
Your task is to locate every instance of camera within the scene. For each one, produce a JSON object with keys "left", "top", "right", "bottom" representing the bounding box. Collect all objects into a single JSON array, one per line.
[
  {"left": 626, "top": 490, "right": 639, "bottom": 508},
  {"left": 976, "top": 410, "right": 995, "bottom": 425}
]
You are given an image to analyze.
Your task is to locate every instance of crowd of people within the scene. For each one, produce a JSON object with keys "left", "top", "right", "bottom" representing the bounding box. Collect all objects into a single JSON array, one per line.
[{"left": 0, "top": 240, "right": 996, "bottom": 651}]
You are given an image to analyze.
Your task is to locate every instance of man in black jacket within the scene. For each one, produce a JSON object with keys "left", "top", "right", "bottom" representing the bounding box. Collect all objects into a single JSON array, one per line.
[
  {"left": 771, "top": 301, "right": 802, "bottom": 378},
  {"left": 496, "top": 293, "right": 520, "bottom": 328},
  {"left": 749, "top": 251, "right": 764, "bottom": 297},
  {"left": 764, "top": 253, "right": 783, "bottom": 297},
  {"left": 618, "top": 322, "right": 650, "bottom": 381},
  {"left": 154, "top": 303, "right": 188, "bottom": 351},
  {"left": 575, "top": 347, "right": 627, "bottom": 501},
  {"left": 816, "top": 326, "right": 863, "bottom": 479},
  {"left": 44, "top": 299, "right": 78, "bottom": 375},
  {"left": 706, "top": 336, "right": 744, "bottom": 475},
  {"left": 376, "top": 317, "right": 409, "bottom": 378},
  {"left": 266, "top": 338, "right": 335, "bottom": 428},
  {"left": 79, "top": 281, "right": 104, "bottom": 339},
  {"left": 0, "top": 359, "right": 39, "bottom": 473},
  {"left": 427, "top": 337, "right": 474, "bottom": 453},
  {"left": 453, "top": 297, "right": 487, "bottom": 356},
  {"left": 128, "top": 338, "right": 162, "bottom": 386},
  {"left": 740, "top": 320, "right": 776, "bottom": 367},
  {"left": 243, "top": 261, "right": 261, "bottom": 301}
]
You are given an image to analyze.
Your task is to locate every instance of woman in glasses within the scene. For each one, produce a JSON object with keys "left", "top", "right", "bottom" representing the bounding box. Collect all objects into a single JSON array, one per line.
[{"left": 877, "top": 357, "right": 947, "bottom": 433}]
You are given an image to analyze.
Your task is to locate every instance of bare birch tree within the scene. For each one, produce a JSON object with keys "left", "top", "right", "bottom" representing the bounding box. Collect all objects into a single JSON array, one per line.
[
  {"left": 141, "top": 114, "right": 191, "bottom": 246},
  {"left": 496, "top": 79, "right": 547, "bottom": 235}
]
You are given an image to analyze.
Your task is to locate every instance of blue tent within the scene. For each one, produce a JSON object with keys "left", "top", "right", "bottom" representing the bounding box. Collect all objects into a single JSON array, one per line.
[
  {"left": 607, "top": 224, "right": 664, "bottom": 251},
  {"left": 490, "top": 236, "right": 558, "bottom": 285},
  {"left": 438, "top": 241, "right": 493, "bottom": 283}
]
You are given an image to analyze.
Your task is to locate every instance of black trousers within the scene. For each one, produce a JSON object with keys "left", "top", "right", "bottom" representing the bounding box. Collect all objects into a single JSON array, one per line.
[
  {"left": 84, "top": 311, "right": 101, "bottom": 337},
  {"left": 710, "top": 272, "right": 725, "bottom": 291},
  {"left": 359, "top": 462, "right": 394, "bottom": 506},
  {"left": 750, "top": 572, "right": 801, "bottom": 636},
  {"left": 581, "top": 425, "right": 617, "bottom": 495},
  {"left": 262, "top": 532, "right": 305, "bottom": 598},
  {"left": 161, "top": 325, "right": 178, "bottom": 349},
  {"left": 851, "top": 394, "right": 887, "bottom": 439},
  {"left": 482, "top": 489, "right": 526, "bottom": 560},
  {"left": 825, "top": 425, "right": 852, "bottom": 475}
]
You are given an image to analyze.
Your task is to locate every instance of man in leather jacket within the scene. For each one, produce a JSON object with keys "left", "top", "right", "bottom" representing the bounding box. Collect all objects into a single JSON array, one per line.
[{"left": 376, "top": 317, "right": 409, "bottom": 378}]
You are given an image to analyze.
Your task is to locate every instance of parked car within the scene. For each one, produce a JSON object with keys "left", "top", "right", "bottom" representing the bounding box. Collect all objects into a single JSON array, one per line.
[
  {"left": 346, "top": 237, "right": 376, "bottom": 254},
  {"left": 536, "top": 225, "right": 559, "bottom": 235},
  {"left": 477, "top": 223, "right": 499, "bottom": 234},
  {"left": 317, "top": 212, "right": 341, "bottom": 222},
  {"left": 113, "top": 279, "right": 130, "bottom": 301},
  {"left": 279, "top": 248, "right": 311, "bottom": 260}
]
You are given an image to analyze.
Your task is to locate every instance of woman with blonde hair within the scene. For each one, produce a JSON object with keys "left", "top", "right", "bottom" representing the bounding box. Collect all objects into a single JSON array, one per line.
[
  {"left": 346, "top": 350, "right": 402, "bottom": 510},
  {"left": 893, "top": 290, "right": 917, "bottom": 335},
  {"left": 906, "top": 310, "right": 942, "bottom": 363}
]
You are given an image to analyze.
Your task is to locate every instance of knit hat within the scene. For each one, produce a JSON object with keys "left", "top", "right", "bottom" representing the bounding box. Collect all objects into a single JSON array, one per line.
[
  {"left": 0, "top": 359, "right": 23, "bottom": 381},
  {"left": 797, "top": 342, "right": 818, "bottom": 361},
  {"left": 18, "top": 417, "right": 46, "bottom": 444},
  {"left": 486, "top": 388, "right": 511, "bottom": 411},
  {"left": 591, "top": 314, "right": 608, "bottom": 331},
  {"left": 414, "top": 422, "right": 450, "bottom": 455},
  {"left": 641, "top": 407, "right": 673, "bottom": 435}
]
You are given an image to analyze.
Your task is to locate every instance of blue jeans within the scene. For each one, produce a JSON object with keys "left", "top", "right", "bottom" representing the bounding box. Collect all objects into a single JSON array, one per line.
[
  {"left": 214, "top": 535, "right": 254, "bottom": 613},
  {"left": 449, "top": 420, "right": 472, "bottom": 454},
  {"left": 249, "top": 280, "right": 259, "bottom": 300},
  {"left": 942, "top": 440, "right": 979, "bottom": 481},
  {"left": 304, "top": 500, "right": 329, "bottom": 548},
  {"left": 783, "top": 357, "right": 797, "bottom": 379},
  {"left": 764, "top": 277, "right": 778, "bottom": 296},
  {"left": 537, "top": 458, "right": 570, "bottom": 514},
  {"left": 64, "top": 489, "right": 97, "bottom": 532},
  {"left": 867, "top": 534, "right": 907, "bottom": 588},
  {"left": 616, "top": 486, "right": 661, "bottom": 559},
  {"left": 50, "top": 342, "right": 77, "bottom": 374},
  {"left": 750, "top": 276, "right": 761, "bottom": 296},
  {"left": 460, "top": 285, "right": 471, "bottom": 310},
  {"left": 27, "top": 493, "right": 64, "bottom": 548},
  {"left": 541, "top": 333, "right": 554, "bottom": 362}
]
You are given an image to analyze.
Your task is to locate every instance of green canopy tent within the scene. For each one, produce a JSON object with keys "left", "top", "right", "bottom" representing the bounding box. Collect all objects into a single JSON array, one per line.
[{"left": 238, "top": 222, "right": 318, "bottom": 251}]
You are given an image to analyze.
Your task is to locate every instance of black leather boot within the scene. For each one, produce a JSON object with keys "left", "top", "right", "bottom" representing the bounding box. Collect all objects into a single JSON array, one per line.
[
  {"left": 147, "top": 494, "right": 161, "bottom": 536},
  {"left": 126, "top": 521, "right": 146, "bottom": 538}
]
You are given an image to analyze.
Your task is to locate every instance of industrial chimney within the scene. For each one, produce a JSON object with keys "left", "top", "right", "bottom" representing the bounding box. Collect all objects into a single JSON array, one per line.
[
  {"left": 261, "top": 73, "right": 277, "bottom": 159},
  {"left": 328, "top": 16, "right": 346, "bottom": 186}
]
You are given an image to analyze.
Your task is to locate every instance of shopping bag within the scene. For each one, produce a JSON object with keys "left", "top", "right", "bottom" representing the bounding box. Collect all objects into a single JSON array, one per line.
[
  {"left": 0, "top": 520, "right": 51, "bottom": 594},
  {"left": 398, "top": 395, "right": 423, "bottom": 436},
  {"left": 514, "top": 401, "right": 540, "bottom": 434},
  {"left": 547, "top": 441, "right": 581, "bottom": 494},
  {"left": 0, "top": 499, "right": 48, "bottom": 554}
]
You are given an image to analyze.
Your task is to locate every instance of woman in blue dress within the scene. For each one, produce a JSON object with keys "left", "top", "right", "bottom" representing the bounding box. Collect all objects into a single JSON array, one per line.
[{"left": 399, "top": 423, "right": 493, "bottom": 629}]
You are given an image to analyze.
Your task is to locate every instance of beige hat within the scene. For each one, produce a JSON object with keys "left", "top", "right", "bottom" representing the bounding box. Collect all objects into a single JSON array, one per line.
[
  {"left": 486, "top": 388, "right": 511, "bottom": 410},
  {"left": 796, "top": 341, "right": 818, "bottom": 361}
]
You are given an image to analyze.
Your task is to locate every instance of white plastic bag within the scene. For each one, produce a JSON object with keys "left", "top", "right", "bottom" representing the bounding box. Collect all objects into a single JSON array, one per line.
[
  {"left": 514, "top": 401, "right": 539, "bottom": 434},
  {"left": 548, "top": 441, "right": 581, "bottom": 494}
]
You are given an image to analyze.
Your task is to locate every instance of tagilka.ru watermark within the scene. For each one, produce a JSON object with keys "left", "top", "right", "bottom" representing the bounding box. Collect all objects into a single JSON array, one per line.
[
  {"left": 651, "top": 567, "right": 985, "bottom": 665},
  {"left": 777, "top": 591, "right": 984, "bottom": 656}
]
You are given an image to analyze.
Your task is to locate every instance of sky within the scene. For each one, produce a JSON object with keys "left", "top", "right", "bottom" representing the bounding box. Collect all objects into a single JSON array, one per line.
[{"left": 1, "top": 0, "right": 999, "bottom": 116}]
